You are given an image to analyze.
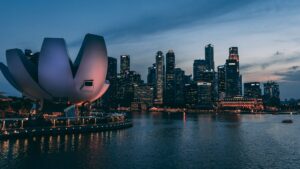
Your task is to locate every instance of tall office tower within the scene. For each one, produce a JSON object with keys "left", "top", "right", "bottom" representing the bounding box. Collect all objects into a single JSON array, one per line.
[
  {"left": 184, "top": 82, "right": 198, "bottom": 108},
  {"left": 107, "top": 57, "right": 118, "bottom": 80},
  {"left": 200, "top": 70, "right": 216, "bottom": 102},
  {"left": 225, "top": 47, "right": 241, "bottom": 97},
  {"left": 197, "top": 82, "right": 213, "bottom": 108},
  {"left": 244, "top": 82, "right": 262, "bottom": 98},
  {"left": 225, "top": 59, "right": 240, "bottom": 97},
  {"left": 129, "top": 71, "right": 143, "bottom": 84},
  {"left": 239, "top": 75, "right": 243, "bottom": 96},
  {"left": 174, "top": 68, "right": 185, "bottom": 106},
  {"left": 147, "top": 63, "right": 156, "bottom": 86},
  {"left": 201, "top": 70, "right": 214, "bottom": 83},
  {"left": 147, "top": 63, "right": 156, "bottom": 103},
  {"left": 229, "top": 47, "right": 239, "bottom": 61},
  {"left": 205, "top": 44, "right": 214, "bottom": 71},
  {"left": 117, "top": 70, "right": 143, "bottom": 107},
  {"left": 263, "top": 81, "right": 280, "bottom": 107},
  {"left": 120, "top": 55, "right": 130, "bottom": 75},
  {"left": 165, "top": 50, "right": 176, "bottom": 106},
  {"left": 100, "top": 57, "right": 118, "bottom": 108},
  {"left": 193, "top": 59, "right": 206, "bottom": 81},
  {"left": 154, "top": 51, "right": 164, "bottom": 105},
  {"left": 217, "top": 65, "right": 226, "bottom": 99},
  {"left": 132, "top": 84, "right": 154, "bottom": 110}
]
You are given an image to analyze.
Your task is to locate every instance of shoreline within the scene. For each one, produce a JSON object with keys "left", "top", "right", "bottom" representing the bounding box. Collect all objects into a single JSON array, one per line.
[
  {"left": 142, "top": 110, "right": 299, "bottom": 115},
  {"left": 0, "top": 121, "right": 133, "bottom": 140}
]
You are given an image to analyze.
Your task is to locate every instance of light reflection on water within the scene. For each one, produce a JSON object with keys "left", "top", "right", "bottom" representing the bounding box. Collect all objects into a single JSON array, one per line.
[{"left": 1, "top": 113, "right": 300, "bottom": 169}]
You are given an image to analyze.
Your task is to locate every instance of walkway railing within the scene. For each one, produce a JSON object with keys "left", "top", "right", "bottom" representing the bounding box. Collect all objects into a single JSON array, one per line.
[{"left": 0, "top": 120, "right": 133, "bottom": 140}]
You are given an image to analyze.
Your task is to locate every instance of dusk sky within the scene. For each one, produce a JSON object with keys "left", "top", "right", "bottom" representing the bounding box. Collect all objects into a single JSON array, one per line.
[{"left": 0, "top": 0, "right": 300, "bottom": 99}]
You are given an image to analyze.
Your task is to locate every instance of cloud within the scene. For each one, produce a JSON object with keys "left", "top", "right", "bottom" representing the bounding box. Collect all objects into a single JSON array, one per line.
[
  {"left": 288, "top": 66, "right": 300, "bottom": 70},
  {"left": 2, "top": 0, "right": 300, "bottom": 99},
  {"left": 240, "top": 51, "right": 300, "bottom": 72},
  {"left": 68, "top": 0, "right": 258, "bottom": 47},
  {"left": 274, "top": 66, "right": 300, "bottom": 82}
]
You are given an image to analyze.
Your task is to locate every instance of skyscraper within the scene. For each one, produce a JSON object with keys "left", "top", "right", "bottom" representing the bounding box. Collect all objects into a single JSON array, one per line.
[
  {"left": 107, "top": 57, "right": 117, "bottom": 80},
  {"left": 244, "top": 82, "right": 262, "bottom": 98},
  {"left": 205, "top": 44, "right": 214, "bottom": 71},
  {"left": 197, "top": 82, "right": 213, "bottom": 108},
  {"left": 239, "top": 75, "right": 243, "bottom": 96},
  {"left": 225, "top": 59, "right": 240, "bottom": 97},
  {"left": 131, "top": 84, "right": 154, "bottom": 111},
  {"left": 154, "top": 51, "right": 164, "bottom": 105},
  {"left": 201, "top": 70, "right": 214, "bottom": 83},
  {"left": 174, "top": 68, "right": 185, "bottom": 106},
  {"left": 117, "top": 70, "right": 143, "bottom": 107},
  {"left": 165, "top": 50, "right": 175, "bottom": 106},
  {"left": 120, "top": 55, "right": 130, "bottom": 75},
  {"left": 263, "top": 81, "right": 280, "bottom": 107},
  {"left": 147, "top": 63, "right": 156, "bottom": 86},
  {"left": 193, "top": 59, "right": 206, "bottom": 82},
  {"left": 217, "top": 65, "right": 226, "bottom": 99},
  {"left": 99, "top": 56, "right": 118, "bottom": 109},
  {"left": 229, "top": 47, "right": 239, "bottom": 61},
  {"left": 184, "top": 82, "right": 198, "bottom": 108},
  {"left": 225, "top": 47, "right": 241, "bottom": 97}
]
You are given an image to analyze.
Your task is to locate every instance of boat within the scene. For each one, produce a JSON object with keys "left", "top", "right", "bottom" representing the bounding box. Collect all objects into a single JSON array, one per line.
[
  {"left": 281, "top": 112, "right": 294, "bottom": 124},
  {"left": 282, "top": 119, "right": 293, "bottom": 123}
]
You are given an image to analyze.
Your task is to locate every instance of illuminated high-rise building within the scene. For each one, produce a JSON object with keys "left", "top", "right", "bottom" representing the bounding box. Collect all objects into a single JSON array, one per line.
[
  {"left": 197, "top": 82, "right": 213, "bottom": 108},
  {"left": 217, "top": 65, "right": 226, "bottom": 99},
  {"left": 263, "top": 81, "right": 280, "bottom": 107},
  {"left": 117, "top": 70, "right": 143, "bottom": 107},
  {"left": 174, "top": 68, "right": 185, "bottom": 106},
  {"left": 229, "top": 47, "right": 239, "bottom": 61},
  {"left": 225, "top": 47, "right": 241, "bottom": 97},
  {"left": 184, "top": 82, "right": 198, "bottom": 108},
  {"left": 120, "top": 55, "right": 130, "bottom": 75},
  {"left": 205, "top": 44, "right": 214, "bottom": 71},
  {"left": 147, "top": 63, "right": 156, "bottom": 87},
  {"left": 107, "top": 57, "right": 117, "bottom": 79},
  {"left": 165, "top": 50, "right": 175, "bottom": 106},
  {"left": 244, "top": 82, "right": 262, "bottom": 98},
  {"left": 131, "top": 84, "right": 154, "bottom": 111},
  {"left": 98, "top": 56, "right": 118, "bottom": 109},
  {"left": 154, "top": 51, "right": 164, "bottom": 105},
  {"left": 193, "top": 59, "right": 206, "bottom": 82}
]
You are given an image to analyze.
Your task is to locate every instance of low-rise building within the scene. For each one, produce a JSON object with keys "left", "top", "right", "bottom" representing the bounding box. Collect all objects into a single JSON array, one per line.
[{"left": 218, "top": 97, "right": 264, "bottom": 113}]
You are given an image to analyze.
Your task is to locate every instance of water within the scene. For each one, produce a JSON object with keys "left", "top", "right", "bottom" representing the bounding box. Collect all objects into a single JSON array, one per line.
[{"left": 1, "top": 113, "right": 300, "bottom": 169}]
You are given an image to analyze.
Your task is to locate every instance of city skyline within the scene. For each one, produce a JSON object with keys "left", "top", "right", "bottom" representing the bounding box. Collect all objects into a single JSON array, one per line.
[
  {"left": 1, "top": 0, "right": 300, "bottom": 99},
  {"left": 1, "top": 2, "right": 300, "bottom": 169}
]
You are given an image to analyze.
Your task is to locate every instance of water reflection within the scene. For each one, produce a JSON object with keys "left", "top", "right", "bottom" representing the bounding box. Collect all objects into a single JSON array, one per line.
[
  {"left": 0, "top": 112, "right": 244, "bottom": 160},
  {"left": 212, "top": 114, "right": 241, "bottom": 123},
  {"left": 1, "top": 114, "right": 300, "bottom": 169}
]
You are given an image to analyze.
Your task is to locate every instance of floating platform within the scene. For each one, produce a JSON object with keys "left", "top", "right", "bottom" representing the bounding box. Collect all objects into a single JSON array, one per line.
[{"left": 0, "top": 121, "right": 133, "bottom": 140}]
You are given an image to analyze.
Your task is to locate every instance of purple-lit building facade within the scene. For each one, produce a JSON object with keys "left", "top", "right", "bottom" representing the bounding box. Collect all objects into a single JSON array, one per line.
[{"left": 0, "top": 34, "right": 109, "bottom": 105}]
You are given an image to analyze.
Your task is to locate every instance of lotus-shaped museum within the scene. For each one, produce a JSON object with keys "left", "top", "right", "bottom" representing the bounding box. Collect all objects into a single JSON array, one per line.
[{"left": 0, "top": 34, "right": 109, "bottom": 104}]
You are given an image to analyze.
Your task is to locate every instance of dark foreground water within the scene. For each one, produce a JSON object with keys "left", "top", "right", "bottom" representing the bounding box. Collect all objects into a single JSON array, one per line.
[{"left": 1, "top": 113, "right": 300, "bottom": 169}]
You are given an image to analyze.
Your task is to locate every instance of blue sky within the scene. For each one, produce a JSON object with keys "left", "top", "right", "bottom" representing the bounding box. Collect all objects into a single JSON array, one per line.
[{"left": 0, "top": 0, "right": 300, "bottom": 99}]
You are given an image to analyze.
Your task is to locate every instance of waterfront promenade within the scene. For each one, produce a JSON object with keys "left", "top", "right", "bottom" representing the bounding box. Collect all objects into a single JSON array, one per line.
[{"left": 0, "top": 117, "right": 132, "bottom": 140}]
